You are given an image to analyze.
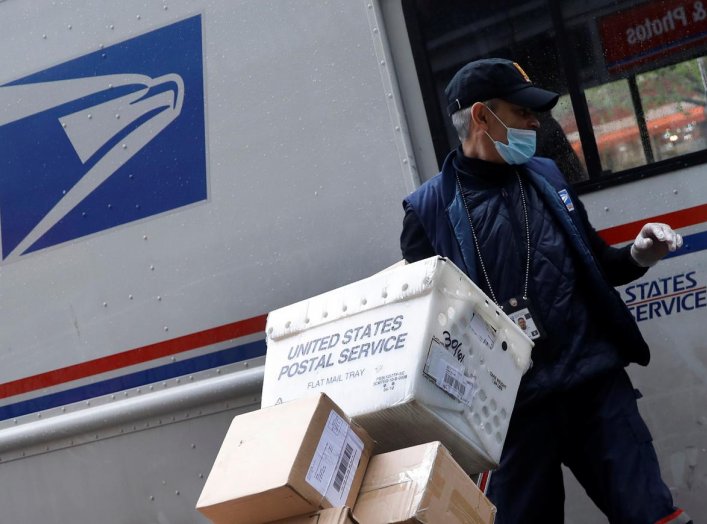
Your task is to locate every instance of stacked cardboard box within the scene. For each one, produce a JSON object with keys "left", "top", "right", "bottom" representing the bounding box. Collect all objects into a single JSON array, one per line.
[
  {"left": 196, "top": 396, "right": 497, "bottom": 523},
  {"left": 353, "top": 442, "right": 496, "bottom": 524},
  {"left": 197, "top": 400, "right": 496, "bottom": 524},
  {"left": 196, "top": 393, "right": 373, "bottom": 524},
  {"left": 264, "top": 441, "right": 499, "bottom": 524}
]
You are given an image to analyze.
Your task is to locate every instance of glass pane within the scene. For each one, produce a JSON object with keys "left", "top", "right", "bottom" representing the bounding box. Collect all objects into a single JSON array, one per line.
[
  {"left": 547, "top": 94, "right": 589, "bottom": 183},
  {"left": 637, "top": 57, "right": 707, "bottom": 161},
  {"left": 562, "top": 0, "right": 707, "bottom": 176},
  {"left": 584, "top": 79, "right": 646, "bottom": 172}
]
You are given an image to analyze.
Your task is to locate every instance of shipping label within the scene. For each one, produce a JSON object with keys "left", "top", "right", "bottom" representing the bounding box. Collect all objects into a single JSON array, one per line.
[
  {"left": 469, "top": 311, "right": 497, "bottom": 350},
  {"left": 306, "top": 410, "right": 364, "bottom": 506},
  {"left": 424, "top": 337, "right": 477, "bottom": 406}
]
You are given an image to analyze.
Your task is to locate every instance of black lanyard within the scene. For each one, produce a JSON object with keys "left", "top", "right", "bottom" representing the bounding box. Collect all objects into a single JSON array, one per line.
[{"left": 453, "top": 169, "right": 531, "bottom": 307}]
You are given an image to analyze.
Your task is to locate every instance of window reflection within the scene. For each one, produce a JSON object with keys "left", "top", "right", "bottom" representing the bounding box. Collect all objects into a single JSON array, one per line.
[
  {"left": 548, "top": 94, "right": 589, "bottom": 182},
  {"left": 637, "top": 58, "right": 707, "bottom": 161},
  {"left": 585, "top": 79, "right": 646, "bottom": 172}
]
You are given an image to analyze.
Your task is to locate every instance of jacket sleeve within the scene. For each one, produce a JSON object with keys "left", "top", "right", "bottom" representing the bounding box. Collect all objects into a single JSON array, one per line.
[
  {"left": 573, "top": 194, "right": 648, "bottom": 286},
  {"left": 400, "top": 203, "right": 436, "bottom": 263}
]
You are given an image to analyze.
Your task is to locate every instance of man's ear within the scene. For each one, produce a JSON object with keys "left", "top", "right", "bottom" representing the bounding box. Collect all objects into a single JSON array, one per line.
[{"left": 470, "top": 102, "right": 488, "bottom": 129}]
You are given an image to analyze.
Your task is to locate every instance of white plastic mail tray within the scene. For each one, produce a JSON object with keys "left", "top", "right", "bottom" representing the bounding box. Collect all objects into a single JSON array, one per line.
[{"left": 262, "top": 256, "right": 533, "bottom": 473}]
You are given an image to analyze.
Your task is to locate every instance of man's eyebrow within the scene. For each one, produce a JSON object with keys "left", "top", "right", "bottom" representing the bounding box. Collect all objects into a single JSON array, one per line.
[
  {"left": 517, "top": 107, "right": 537, "bottom": 115},
  {"left": 508, "top": 103, "right": 529, "bottom": 111}
]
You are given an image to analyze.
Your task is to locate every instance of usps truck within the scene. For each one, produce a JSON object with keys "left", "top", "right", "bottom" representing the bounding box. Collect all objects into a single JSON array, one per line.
[{"left": 0, "top": 1, "right": 705, "bottom": 523}]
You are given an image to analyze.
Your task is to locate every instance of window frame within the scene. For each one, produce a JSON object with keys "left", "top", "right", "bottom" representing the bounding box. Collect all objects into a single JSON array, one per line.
[{"left": 401, "top": 0, "right": 707, "bottom": 195}]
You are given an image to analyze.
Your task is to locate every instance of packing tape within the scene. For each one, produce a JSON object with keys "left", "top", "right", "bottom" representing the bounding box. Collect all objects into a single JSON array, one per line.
[
  {"left": 359, "top": 442, "right": 439, "bottom": 513},
  {"left": 450, "top": 488, "right": 490, "bottom": 524}
]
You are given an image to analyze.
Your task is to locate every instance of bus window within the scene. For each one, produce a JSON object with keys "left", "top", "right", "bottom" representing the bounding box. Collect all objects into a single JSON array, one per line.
[
  {"left": 548, "top": 94, "right": 589, "bottom": 183},
  {"left": 569, "top": 0, "right": 707, "bottom": 182},
  {"left": 584, "top": 78, "right": 646, "bottom": 173},
  {"left": 583, "top": 59, "right": 707, "bottom": 172},
  {"left": 403, "top": 0, "right": 707, "bottom": 191},
  {"left": 636, "top": 58, "right": 707, "bottom": 162}
]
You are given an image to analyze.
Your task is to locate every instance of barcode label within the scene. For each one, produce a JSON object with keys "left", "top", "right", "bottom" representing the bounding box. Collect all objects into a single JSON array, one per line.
[
  {"left": 443, "top": 369, "right": 466, "bottom": 398},
  {"left": 439, "top": 364, "right": 475, "bottom": 405},
  {"left": 332, "top": 442, "right": 354, "bottom": 493},
  {"left": 306, "top": 410, "right": 364, "bottom": 507},
  {"left": 425, "top": 341, "right": 476, "bottom": 406}
]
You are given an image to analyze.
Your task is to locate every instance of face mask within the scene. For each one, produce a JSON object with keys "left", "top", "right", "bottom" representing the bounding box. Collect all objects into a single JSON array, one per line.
[{"left": 484, "top": 107, "right": 536, "bottom": 165}]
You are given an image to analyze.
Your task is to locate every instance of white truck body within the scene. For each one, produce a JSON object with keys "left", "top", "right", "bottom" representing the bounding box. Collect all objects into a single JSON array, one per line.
[{"left": 0, "top": 1, "right": 704, "bottom": 522}]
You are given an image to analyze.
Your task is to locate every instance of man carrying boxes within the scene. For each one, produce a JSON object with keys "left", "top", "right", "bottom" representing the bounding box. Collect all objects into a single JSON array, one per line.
[{"left": 400, "top": 57, "right": 689, "bottom": 523}]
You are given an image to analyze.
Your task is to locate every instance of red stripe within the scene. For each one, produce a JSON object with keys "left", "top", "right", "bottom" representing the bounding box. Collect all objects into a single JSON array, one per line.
[
  {"left": 598, "top": 203, "right": 707, "bottom": 245},
  {"left": 0, "top": 314, "right": 267, "bottom": 400},
  {"left": 655, "top": 508, "right": 684, "bottom": 524},
  {"left": 477, "top": 470, "right": 491, "bottom": 493}
]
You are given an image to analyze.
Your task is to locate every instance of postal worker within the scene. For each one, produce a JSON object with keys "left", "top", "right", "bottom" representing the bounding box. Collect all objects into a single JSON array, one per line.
[{"left": 400, "top": 58, "right": 690, "bottom": 524}]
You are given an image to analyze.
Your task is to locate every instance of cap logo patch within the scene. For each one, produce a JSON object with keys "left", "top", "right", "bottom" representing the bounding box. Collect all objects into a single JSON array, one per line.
[{"left": 512, "top": 62, "right": 531, "bottom": 83}]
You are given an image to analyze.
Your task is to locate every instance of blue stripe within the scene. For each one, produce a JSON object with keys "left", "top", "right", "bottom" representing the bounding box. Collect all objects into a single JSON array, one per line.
[
  {"left": 2, "top": 231, "right": 703, "bottom": 421},
  {"left": 0, "top": 339, "right": 266, "bottom": 422},
  {"left": 665, "top": 230, "right": 707, "bottom": 259}
]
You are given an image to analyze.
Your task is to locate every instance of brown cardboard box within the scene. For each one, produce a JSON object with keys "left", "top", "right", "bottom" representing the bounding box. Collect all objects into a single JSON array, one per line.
[
  {"left": 196, "top": 393, "right": 374, "bottom": 524},
  {"left": 353, "top": 442, "right": 496, "bottom": 524},
  {"left": 269, "top": 507, "right": 359, "bottom": 524}
]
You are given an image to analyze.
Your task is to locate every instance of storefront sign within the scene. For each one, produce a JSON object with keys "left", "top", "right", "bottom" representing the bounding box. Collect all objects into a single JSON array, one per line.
[{"left": 599, "top": 0, "right": 707, "bottom": 73}]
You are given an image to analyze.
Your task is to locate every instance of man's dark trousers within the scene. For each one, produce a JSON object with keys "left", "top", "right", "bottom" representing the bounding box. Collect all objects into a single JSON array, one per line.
[{"left": 487, "top": 369, "right": 676, "bottom": 523}]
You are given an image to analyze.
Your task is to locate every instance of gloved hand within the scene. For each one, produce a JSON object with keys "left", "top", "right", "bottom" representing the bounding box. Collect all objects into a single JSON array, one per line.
[{"left": 630, "top": 222, "right": 683, "bottom": 267}]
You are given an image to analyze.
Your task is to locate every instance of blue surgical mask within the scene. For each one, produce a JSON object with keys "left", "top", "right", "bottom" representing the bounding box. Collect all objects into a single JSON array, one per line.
[{"left": 484, "top": 107, "right": 536, "bottom": 165}]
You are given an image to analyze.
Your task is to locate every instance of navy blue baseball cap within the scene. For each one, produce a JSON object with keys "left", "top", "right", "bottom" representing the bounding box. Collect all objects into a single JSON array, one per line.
[{"left": 445, "top": 58, "right": 559, "bottom": 115}]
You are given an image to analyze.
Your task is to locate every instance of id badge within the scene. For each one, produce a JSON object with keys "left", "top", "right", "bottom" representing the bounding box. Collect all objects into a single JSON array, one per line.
[{"left": 501, "top": 296, "right": 545, "bottom": 341}]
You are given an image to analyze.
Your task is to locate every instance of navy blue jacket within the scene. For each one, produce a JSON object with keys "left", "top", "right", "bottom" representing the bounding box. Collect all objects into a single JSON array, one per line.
[{"left": 403, "top": 151, "right": 650, "bottom": 368}]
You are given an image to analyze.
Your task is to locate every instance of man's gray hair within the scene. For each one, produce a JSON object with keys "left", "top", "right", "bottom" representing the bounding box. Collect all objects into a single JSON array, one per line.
[
  {"left": 450, "top": 99, "right": 498, "bottom": 142},
  {"left": 451, "top": 107, "right": 472, "bottom": 142}
]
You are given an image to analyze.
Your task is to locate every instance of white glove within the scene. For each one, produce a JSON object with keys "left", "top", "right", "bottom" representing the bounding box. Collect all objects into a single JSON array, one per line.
[{"left": 630, "top": 222, "right": 683, "bottom": 267}]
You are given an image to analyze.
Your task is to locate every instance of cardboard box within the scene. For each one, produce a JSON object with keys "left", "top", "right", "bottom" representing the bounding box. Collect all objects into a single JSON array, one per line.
[
  {"left": 269, "top": 507, "right": 359, "bottom": 524},
  {"left": 196, "top": 393, "right": 374, "bottom": 524},
  {"left": 262, "top": 257, "right": 532, "bottom": 473},
  {"left": 353, "top": 442, "right": 496, "bottom": 524}
]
